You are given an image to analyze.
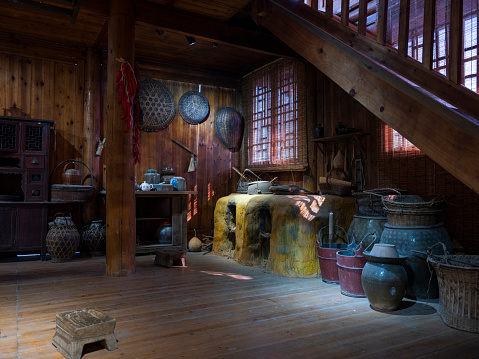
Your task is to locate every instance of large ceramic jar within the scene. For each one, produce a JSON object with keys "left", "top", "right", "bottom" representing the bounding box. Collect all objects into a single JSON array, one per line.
[
  {"left": 46, "top": 213, "right": 80, "bottom": 263},
  {"left": 348, "top": 215, "right": 387, "bottom": 251},
  {"left": 380, "top": 222, "right": 454, "bottom": 299},
  {"left": 80, "top": 220, "right": 106, "bottom": 256},
  {"left": 362, "top": 246, "right": 408, "bottom": 312}
]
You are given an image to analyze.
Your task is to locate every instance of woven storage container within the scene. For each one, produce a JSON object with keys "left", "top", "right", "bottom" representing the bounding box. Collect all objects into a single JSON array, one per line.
[
  {"left": 138, "top": 79, "right": 176, "bottom": 131},
  {"left": 215, "top": 107, "right": 244, "bottom": 152},
  {"left": 428, "top": 254, "right": 479, "bottom": 332},
  {"left": 178, "top": 91, "right": 210, "bottom": 125},
  {"left": 384, "top": 208, "right": 443, "bottom": 226},
  {"left": 382, "top": 195, "right": 445, "bottom": 212},
  {"left": 353, "top": 188, "right": 405, "bottom": 217},
  {"left": 51, "top": 184, "right": 93, "bottom": 202},
  {"left": 46, "top": 213, "right": 80, "bottom": 263}
]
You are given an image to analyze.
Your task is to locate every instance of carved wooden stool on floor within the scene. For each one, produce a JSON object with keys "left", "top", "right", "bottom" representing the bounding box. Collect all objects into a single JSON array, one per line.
[
  {"left": 52, "top": 307, "right": 118, "bottom": 359},
  {"left": 154, "top": 249, "right": 187, "bottom": 268}
]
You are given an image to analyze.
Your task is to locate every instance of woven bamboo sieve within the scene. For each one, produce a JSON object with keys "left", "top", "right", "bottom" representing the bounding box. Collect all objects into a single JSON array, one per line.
[
  {"left": 138, "top": 79, "right": 176, "bottom": 131},
  {"left": 178, "top": 91, "right": 210, "bottom": 125}
]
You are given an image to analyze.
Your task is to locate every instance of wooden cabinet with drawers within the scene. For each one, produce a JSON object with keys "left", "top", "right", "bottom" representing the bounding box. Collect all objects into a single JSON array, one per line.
[{"left": 0, "top": 116, "right": 53, "bottom": 258}]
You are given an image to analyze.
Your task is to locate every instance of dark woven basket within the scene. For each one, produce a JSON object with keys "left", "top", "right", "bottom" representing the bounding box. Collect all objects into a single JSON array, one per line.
[
  {"left": 215, "top": 107, "right": 244, "bottom": 152},
  {"left": 178, "top": 91, "right": 210, "bottom": 124},
  {"left": 138, "top": 79, "right": 176, "bottom": 131},
  {"left": 353, "top": 188, "right": 405, "bottom": 216}
]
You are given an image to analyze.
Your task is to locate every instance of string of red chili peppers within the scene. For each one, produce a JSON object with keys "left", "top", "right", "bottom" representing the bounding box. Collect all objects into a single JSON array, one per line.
[{"left": 116, "top": 57, "right": 141, "bottom": 163}]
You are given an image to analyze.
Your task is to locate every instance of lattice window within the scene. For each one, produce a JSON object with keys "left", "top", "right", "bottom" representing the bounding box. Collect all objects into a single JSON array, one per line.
[
  {"left": 243, "top": 59, "right": 307, "bottom": 171},
  {"left": 25, "top": 126, "right": 43, "bottom": 152},
  {"left": 0, "top": 123, "right": 17, "bottom": 150}
]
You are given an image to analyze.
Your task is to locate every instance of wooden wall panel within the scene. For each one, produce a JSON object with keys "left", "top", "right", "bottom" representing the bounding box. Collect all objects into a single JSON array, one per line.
[
  {"left": 132, "top": 70, "right": 240, "bottom": 236},
  {"left": 0, "top": 52, "right": 85, "bottom": 187}
]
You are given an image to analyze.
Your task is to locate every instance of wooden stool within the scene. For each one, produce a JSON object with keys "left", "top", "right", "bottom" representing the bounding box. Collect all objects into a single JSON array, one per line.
[
  {"left": 154, "top": 249, "right": 187, "bottom": 268},
  {"left": 52, "top": 307, "right": 118, "bottom": 359}
]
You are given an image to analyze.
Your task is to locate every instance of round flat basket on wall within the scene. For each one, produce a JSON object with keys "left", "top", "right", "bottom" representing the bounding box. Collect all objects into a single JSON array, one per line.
[
  {"left": 178, "top": 91, "right": 210, "bottom": 125},
  {"left": 214, "top": 107, "right": 244, "bottom": 152},
  {"left": 138, "top": 79, "right": 176, "bottom": 131}
]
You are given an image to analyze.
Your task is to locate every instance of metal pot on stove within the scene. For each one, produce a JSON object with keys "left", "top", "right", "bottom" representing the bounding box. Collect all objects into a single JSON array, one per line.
[{"left": 247, "top": 181, "right": 272, "bottom": 194}]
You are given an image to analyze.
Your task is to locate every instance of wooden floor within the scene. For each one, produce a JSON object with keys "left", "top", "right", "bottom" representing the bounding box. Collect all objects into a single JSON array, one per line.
[{"left": 0, "top": 252, "right": 477, "bottom": 359}]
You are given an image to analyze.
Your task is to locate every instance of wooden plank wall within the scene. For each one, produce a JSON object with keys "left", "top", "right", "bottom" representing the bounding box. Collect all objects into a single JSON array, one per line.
[
  {"left": 0, "top": 53, "right": 85, "bottom": 185},
  {"left": 0, "top": 50, "right": 241, "bottom": 237},
  {"left": 112, "top": 67, "right": 242, "bottom": 237}
]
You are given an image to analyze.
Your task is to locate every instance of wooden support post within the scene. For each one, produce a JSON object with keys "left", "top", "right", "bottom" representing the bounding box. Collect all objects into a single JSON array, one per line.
[
  {"left": 304, "top": 63, "right": 318, "bottom": 192},
  {"left": 311, "top": 0, "right": 319, "bottom": 11},
  {"left": 82, "top": 48, "right": 102, "bottom": 224},
  {"left": 449, "top": 0, "right": 463, "bottom": 84},
  {"left": 422, "top": 0, "right": 435, "bottom": 69},
  {"left": 398, "top": 0, "right": 410, "bottom": 56},
  {"left": 105, "top": 0, "right": 136, "bottom": 277},
  {"left": 376, "top": 0, "right": 388, "bottom": 46}
]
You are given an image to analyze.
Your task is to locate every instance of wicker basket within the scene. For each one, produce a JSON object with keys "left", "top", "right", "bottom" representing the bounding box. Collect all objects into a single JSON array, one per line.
[
  {"left": 178, "top": 91, "right": 210, "bottom": 125},
  {"left": 382, "top": 195, "right": 445, "bottom": 212},
  {"left": 138, "top": 79, "right": 176, "bottom": 131},
  {"left": 353, "top": 188, "right": 404, "bottom": 217},
  {"left": 428, "top": 250, "right": 479, "bottom": 333},
  {"left": 215, "top": 107, "right": 244, "bottom": 152},
  {"left": 384, "top": 208, "right": 443, "bottom": 226}
]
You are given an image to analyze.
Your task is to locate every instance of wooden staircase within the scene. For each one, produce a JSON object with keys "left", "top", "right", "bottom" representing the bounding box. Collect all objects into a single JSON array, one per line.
[{"left": 250, "top": 0, "right": 479, "bottom": 194}]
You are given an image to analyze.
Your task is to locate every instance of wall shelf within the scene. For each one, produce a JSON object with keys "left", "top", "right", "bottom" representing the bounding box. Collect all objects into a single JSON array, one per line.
[{"left": 311, "top": 132, "right": 369, "bottom": 155}]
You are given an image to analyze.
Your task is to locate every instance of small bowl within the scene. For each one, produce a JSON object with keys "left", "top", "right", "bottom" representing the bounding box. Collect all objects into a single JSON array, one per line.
[{"left": 370, "top": 244, "right": 399, "bottom": 258}]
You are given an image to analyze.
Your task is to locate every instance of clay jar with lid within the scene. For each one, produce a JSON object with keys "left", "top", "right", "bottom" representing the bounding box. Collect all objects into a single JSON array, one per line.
[
  {"left": 144, "top": 169, "right": 160, "bottom": 184},
  {"left": 361, "top": 244, "right": 408, "bottom": 312}
]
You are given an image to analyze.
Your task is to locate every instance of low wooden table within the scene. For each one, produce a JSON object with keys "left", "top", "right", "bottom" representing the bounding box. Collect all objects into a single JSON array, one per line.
[{"left": 52, "top": 307, "right": 118, "bottom": 359}]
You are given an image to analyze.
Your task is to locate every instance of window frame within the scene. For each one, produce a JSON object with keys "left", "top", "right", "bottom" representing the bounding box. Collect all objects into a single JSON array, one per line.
[{"left": 242, "top": 59, "right": 307, "bottom": 171}]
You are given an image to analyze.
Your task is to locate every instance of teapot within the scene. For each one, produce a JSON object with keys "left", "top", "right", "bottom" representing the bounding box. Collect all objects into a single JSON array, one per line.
[
  {"left": 140, "top": 181, "right": 153, "bottom": 191},
  {"left": 62, "top": 162, "right": 82, "bottom": 185}
]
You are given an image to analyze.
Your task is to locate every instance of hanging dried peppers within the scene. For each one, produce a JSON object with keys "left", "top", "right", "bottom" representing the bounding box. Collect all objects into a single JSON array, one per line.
[{"left": 116, "top": 58, "right": 141, "bottom": 163}]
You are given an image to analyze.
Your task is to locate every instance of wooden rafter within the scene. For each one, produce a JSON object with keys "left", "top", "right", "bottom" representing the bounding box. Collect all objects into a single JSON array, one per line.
[{"left": 135, "top": 0, "right": 298, "bottom": 58}]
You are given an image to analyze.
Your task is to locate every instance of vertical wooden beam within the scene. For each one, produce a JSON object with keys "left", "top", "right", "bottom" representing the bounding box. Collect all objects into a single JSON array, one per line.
[
  {"left": 377, "top": 0, "right": 388, "bottom": 45},
  {"left": 357, "top": 0, "right": 368, "bottom": 35},
  {"left": 422, "top": 0, "right": 435, "bottom": 69},
  {"left": 82, "top": 48, "right": 102, "bottom": 224},
  {"left": 106, "top": 0, "right": 136, "bottom": 277},
  {"left": 304, "top": 63, "right": 318, "bottom": 192},
  {"left": 326, "top": 0, "right": 333, "bottom": 17},
  {"left": 449, "top": 0, "right": 463, "bottom": 84},
  {"left": 311, "top": 0, "right": 319, "bottom": 11},
  {"left": 341, "top": 0, "right": 350, "bottom": 27},
  {"left": 398, "top": 0, "right": 410, "bottom": 56}
]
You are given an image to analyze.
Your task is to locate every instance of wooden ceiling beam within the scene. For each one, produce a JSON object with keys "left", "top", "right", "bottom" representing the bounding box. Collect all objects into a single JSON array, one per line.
[
  {"left": 0, "top": 0, "right": 72, "bottom": 16},
  {"left": 254, "top": 0, "right": 479, "bottom": 194},
  {"left": 134, "top": 0, "right": 298, "bottom": 58}
]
